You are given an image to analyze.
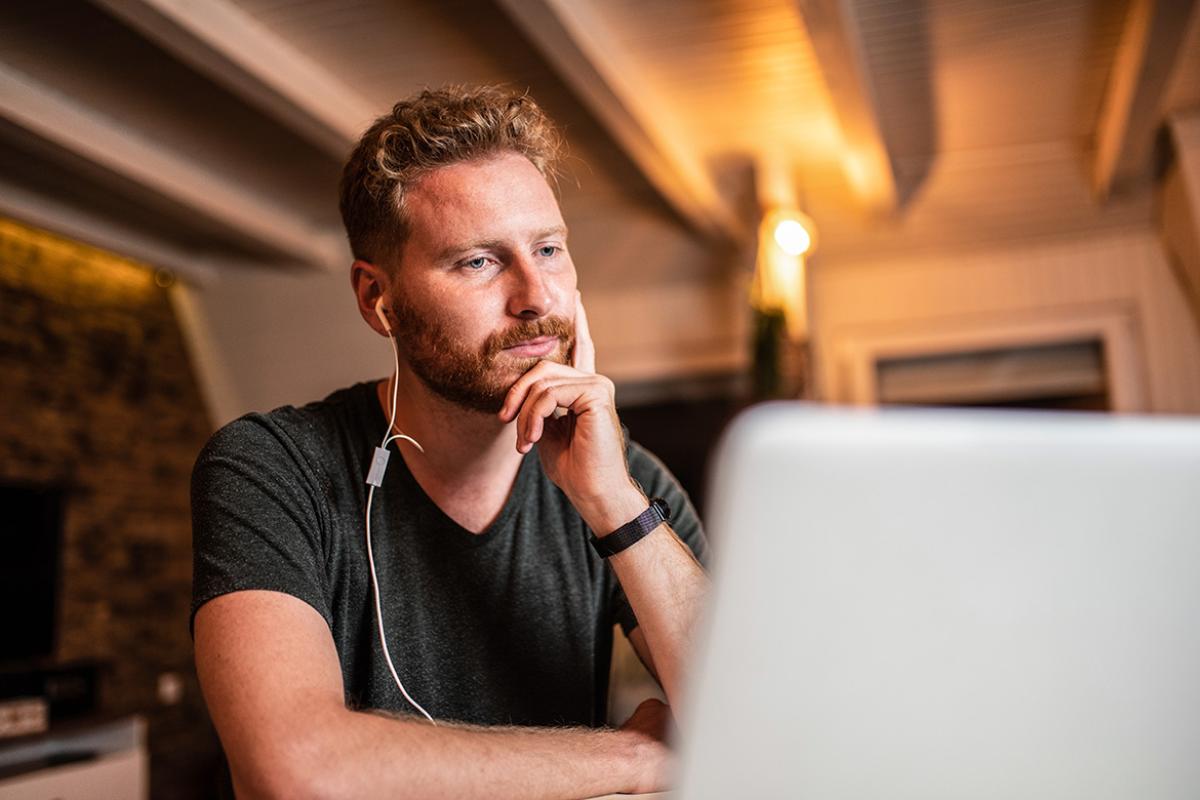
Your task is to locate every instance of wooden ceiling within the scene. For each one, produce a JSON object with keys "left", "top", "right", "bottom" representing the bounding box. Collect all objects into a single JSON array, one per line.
[{"left": 0, "top": 0, "right": 1197, "bottom": 283}]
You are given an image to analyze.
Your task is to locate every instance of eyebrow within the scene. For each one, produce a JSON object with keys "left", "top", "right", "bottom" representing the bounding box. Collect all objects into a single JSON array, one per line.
[
  {"left": 435, "top": 239, "right": 504, "bottom": 263},
  {"left": 533, "top": 225, "right": 569, "bottom": 241},
  {"left": 435, "top": 226, "right": 569, "bottom": 263}
]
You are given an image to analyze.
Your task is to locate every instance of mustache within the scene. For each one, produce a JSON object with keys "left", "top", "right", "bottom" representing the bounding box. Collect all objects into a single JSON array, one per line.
[{"left": 484, "top": 315, "right": 574, "bottom": 358}]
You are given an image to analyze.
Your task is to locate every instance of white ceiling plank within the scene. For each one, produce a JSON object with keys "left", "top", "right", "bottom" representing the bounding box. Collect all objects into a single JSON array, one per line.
[
  {"left": 0, "top": 63, "right": 347, "bottom": 271},
  {"left": 494, "top": 0, "right": 748, "bottom": 244},
  {"left": 1093, "top": 0, "right": 1198, "bottom": 199},
  {"left": 0, "top": 176, "right": 217, "bottom": 286},
  {"left": 796, "top": 0, "right": 900, "bottom": 214},
  {"left": 89, "top": 0, "right": 376, "bottom": 158}
]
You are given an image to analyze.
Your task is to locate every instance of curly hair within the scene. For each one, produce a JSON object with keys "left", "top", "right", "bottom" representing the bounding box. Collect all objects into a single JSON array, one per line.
[{"left": 338, "top": 85, "right": 565, "bottom": 267}]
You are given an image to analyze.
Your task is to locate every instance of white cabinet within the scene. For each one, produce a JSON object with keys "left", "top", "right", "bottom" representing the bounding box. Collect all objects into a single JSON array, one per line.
[{"left": 0, "top": 716, "right": 147, "bottom": 800}]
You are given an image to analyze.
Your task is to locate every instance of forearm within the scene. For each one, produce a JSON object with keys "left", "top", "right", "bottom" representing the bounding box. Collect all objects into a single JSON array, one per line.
[
  {"left": 609, "top": 523, "right": 708, "bottom": 712},
  {"left": 270, "top": 705, "right": 654, "bottom": 800},
  {"left": 581, "top": 487, "right": 709, "bottom": 715}
]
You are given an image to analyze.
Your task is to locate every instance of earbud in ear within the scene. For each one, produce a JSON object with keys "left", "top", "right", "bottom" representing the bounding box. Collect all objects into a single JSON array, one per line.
[{"left": 374, "top": 298, "right": 392, "bottom": 334}]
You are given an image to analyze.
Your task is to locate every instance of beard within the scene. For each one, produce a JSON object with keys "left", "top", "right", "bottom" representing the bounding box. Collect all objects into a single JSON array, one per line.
[{"left": 389, "top": 295, "right": 575, "bottom": 414}]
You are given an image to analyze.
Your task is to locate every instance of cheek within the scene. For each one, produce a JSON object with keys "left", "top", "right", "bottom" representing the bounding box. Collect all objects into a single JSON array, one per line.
[
  {"left": 394, "top": 289, "right": 457, "bottom": 343},
  {"left": 552, "top": 261, "right": 578, "bottom": 305},
  {"left": 444, "top": 291, "right": 507, "bottom": 345}
]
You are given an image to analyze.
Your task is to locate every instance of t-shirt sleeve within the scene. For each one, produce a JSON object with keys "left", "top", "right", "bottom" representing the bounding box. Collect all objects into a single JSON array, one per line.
[
  {"left": 609, "top": 440, "right": 710, "bottom": 637},
  {"left": 189, "top": 415, "right": 333, "bottom": 638}
]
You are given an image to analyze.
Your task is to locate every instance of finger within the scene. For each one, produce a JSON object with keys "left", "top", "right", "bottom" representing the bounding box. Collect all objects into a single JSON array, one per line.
[
  {"left": 572, "top": 290, "right": 596, "bottom": 374},
  {"left": 498, "top": 359, "right": 579, "bottom": 422},
  {"left": 523, "top": 388, "right": 567, "bottom": 452},
  {"left": 526, "top": 380, "right": 601, "bottom": 447},
  {"left": 515, "top": 375, "right": 599, "bottom": 449},
  {"left": 519, "top": 378, "right": 595, "bottom": 450},
  {"left": 500, "top": 360, "right": 562, "bottom": 424}
]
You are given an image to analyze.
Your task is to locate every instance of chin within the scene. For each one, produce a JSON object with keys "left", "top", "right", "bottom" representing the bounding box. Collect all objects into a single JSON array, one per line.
[
  {"left": 503, "top": 344, "right": 570, "bottom": 369},
  {"left": 495, "top": 356, "right": 541, "bottom": 383}
]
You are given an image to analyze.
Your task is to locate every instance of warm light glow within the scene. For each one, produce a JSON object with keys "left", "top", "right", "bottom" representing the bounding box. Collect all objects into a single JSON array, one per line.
[
  {"left": 774, "top": 218, "right": 812, "bottom": 256},
  {"left": 752, "top": 207, "right": 818, "bottom": 341},
  {"left": 843, "top": 151, "right": 869, "bottom": 193},
  {"left": 0, "top": 217, "right": 157, "bottom": 305}
]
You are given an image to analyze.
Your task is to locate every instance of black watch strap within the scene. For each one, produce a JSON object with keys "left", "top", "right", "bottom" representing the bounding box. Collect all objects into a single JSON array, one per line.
[{"left": 590, "top": 497, "right": 671, "bottom": 559}]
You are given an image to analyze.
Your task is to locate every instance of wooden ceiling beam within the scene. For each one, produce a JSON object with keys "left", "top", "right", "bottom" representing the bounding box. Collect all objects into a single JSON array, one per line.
[
  {"left": 494, "top": 0, "right": 747, "bottom": 244},
  {"left": 796, "top": 0, "right": 900, "bottom": 214},
  {"left": 0, "top": 176, "right": 217, "bottom": 285},
  {"left": 0, "top": 63, "right": 348, "bottom": 270},
  {"left": 1093, "top": 0, "right": 1197, "bottom": 199},
  {"left": 89, "top": 0, "right": 375, "bottom": 159}
]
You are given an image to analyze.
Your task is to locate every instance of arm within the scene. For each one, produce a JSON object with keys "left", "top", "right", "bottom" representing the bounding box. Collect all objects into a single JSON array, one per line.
[
  {"left": 194, "top": 589, "right": 668, "bottom": 800},
  {"left": 584, "top": 491, "right": 709, "bottom": 716},
  {"left": 499, "top": 292, "right": 709, "bottom": 715}
]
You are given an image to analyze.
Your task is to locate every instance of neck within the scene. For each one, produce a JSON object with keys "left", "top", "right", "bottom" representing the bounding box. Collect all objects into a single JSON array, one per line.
[{"left": 375, "top": 368, "right": 523, "bottom": 493}]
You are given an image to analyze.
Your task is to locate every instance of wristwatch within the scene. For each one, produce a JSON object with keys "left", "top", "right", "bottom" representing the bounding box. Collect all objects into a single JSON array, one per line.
[{"left": 589, "top": 497, "right": 671, "bottom": 559}]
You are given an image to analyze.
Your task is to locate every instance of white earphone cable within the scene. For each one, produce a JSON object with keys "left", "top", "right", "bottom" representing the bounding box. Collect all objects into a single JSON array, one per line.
[{"left": 365, "top": 324, "right": 435, "bottom": 723}]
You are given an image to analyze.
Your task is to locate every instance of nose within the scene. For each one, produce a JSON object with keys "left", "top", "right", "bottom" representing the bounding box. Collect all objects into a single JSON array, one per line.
[{"left": 505, "top": 253, "right": 553, "bottom": 320}]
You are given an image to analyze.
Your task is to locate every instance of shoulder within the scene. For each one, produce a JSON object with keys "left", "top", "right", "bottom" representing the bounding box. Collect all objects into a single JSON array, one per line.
[
  {"left": 623, "top": 435, "right": 695, "bottom": 522},
  {"left": 624, "top": 437, "right": 677, "bottom": 494},
  {"left": 196, "top": 382, "right": 374, "bottom": 468},
  {"left": 621, "top": 423, "right": 686, "bottom": 500},
  {"left": 623, "top": 435, "right": 710, "bottom": 563},
  {"left": 192, "top": 382, "right": 378, "bottom": 505}
]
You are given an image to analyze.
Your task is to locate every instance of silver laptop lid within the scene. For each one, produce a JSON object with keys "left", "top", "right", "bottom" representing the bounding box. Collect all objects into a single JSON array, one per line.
[{"left": 679, "top": 404, "right": 1200, "bottom": 800}]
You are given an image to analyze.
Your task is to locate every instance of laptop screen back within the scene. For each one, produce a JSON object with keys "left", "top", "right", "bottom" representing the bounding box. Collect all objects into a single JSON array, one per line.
[{"left": 679, "top": 405, "right": 1200, "bottom": 799}]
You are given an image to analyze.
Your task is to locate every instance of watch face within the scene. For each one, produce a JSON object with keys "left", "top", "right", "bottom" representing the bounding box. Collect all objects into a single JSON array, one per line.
[{"left": 653, "top": 497, "right": 671, "bottom": 520}]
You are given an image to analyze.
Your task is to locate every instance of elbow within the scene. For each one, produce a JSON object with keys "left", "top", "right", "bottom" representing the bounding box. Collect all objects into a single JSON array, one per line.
[
  {"left": 230, "top": 760, "right": 317, "bottom": 800},
  {"left": 233, "top": 760, "right": 333, "bottom": 800},
  {"left": 230, "top": 730, "right": 346, "bottom": 800}
]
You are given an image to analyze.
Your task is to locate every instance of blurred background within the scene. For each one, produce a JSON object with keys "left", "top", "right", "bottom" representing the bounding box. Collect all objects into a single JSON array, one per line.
[{"left": 1, "top": 0, "right": 1198, "bottom": 796}]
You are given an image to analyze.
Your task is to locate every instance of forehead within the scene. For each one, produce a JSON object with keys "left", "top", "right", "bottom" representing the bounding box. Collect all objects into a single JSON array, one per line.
[{"left": 403, "top": 152, "right": 563, "bottom": 250}]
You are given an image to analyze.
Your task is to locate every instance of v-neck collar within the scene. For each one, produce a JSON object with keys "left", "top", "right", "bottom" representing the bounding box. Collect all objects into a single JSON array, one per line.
[{"left": 365, "top": 380, "right": 537, "bottom": 548}]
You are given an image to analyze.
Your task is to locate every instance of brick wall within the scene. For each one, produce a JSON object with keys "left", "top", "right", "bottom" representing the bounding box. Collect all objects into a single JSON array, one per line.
[{"left": 0, "top": 219, "right": 221, "bottom": 798}]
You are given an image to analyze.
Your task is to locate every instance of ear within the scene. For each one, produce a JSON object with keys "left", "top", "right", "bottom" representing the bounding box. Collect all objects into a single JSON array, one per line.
[{"left": 350, "top": 259, "right": 391, "bottom": 337}]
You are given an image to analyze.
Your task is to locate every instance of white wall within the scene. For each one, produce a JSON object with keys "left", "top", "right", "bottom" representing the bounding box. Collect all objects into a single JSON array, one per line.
[
  {"left": 809, "top": 229, "right": 1200, "bottom": 414},
  {"left": 170, "top": 263, "right": 389, "bottom": 428},
  {"left": 1162, "top": 112, "right": 1200, "bottom": 323},
  {"left": 171, "top": 260, "right": 751, "bottom": 430}
]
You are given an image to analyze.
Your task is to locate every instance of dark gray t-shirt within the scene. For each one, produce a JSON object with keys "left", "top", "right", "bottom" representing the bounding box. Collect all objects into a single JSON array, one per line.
[{"left": 190, "top": 380, "right": 706, "bottom": 730}]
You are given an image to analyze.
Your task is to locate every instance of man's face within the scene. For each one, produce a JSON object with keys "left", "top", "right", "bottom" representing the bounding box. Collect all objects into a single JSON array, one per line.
[{"left": 386, "top": 152, "right": 577, "bottom": 414}]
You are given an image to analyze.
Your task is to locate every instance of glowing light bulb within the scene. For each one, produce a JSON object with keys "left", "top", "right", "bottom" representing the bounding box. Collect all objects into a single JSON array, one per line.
[{"left": 773, "top": 218, "right": 812, "bottom": 256}]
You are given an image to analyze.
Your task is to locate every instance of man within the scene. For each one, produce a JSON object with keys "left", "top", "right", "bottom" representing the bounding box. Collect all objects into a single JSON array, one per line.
[{"left": 191, "top": 86, "right": 709, "bottom": 799}]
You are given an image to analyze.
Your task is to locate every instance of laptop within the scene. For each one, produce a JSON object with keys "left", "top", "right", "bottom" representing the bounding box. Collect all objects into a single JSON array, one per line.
[{"left": 676, "top": 404, "right": 1200, "bottom": 799}]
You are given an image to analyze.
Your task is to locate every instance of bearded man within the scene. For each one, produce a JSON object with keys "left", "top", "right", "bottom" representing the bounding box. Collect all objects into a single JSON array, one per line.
[{"left": 190, "top": 86, "right": 709, "bottom": 799}]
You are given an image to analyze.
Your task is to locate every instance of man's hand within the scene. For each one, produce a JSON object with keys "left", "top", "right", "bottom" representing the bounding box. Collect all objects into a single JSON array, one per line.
[
  {"left": 498, "top": 291, "right": 645, "bottom": 532},
  {"left": 500, "top": 293, "right": 708, "bottom": 734},
  {"left": 618, "top": 699, "right": 674, "bottom": 794}
]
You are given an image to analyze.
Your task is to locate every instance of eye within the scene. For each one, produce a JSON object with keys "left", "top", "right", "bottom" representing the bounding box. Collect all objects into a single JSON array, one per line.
[
  {"left": 462, "top": 255, "right": 492, "bottom": 271},
  {"left": 537, "top": 245, "right": 560, "bottom": 258}
]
